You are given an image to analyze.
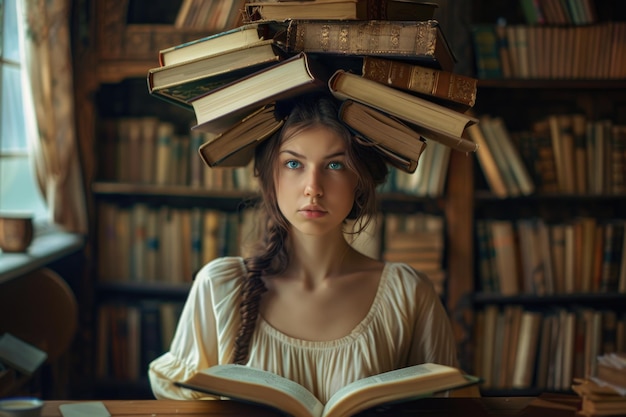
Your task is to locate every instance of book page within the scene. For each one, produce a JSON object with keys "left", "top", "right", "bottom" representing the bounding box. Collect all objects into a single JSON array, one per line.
[
  {"left": 323, "top": 363, "right": 467, "bottom": 417},
  {"left": 191, "top": 365, "right": 324, "bottom": 417}
]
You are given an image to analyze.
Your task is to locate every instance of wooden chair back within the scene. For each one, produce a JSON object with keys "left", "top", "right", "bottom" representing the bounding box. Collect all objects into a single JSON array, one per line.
[{"left": 0, "top": 267, "right": 78, "bottom": 362}]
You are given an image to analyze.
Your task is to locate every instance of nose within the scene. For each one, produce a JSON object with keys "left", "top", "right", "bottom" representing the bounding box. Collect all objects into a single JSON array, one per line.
[{"left": 304, "top": 168, "right": 323, "bottom": 198}]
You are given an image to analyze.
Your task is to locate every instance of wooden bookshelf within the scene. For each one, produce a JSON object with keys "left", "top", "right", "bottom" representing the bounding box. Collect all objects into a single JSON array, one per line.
[{"left": 468, "top": 0, "right": 626, "bottom": 396}]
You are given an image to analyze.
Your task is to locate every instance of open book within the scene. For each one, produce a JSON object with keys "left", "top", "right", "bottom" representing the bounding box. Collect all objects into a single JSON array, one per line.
[{"left": 175, "top": 363, "right": 479, "bottom": 417}]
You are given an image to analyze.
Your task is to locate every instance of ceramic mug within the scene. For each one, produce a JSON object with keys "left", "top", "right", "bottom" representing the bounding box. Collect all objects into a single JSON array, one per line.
[
  {"left": 0, "top": 212, "right": 34, "bottom": 253},
  {"left": 0, "top": 397, "right": 43, "bottom": 417}
]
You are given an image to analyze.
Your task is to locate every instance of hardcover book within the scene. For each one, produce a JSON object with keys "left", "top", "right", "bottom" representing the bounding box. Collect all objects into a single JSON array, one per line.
[
  {"left": 361, "top": 56, "right": 477, "bottom": 111},
  {"left": 148, "top": 40, "right": 284, "bottom": 108},
  {"left": 245, "top": 0, "right": 361, "bottom": 21},
  {"left": 329, "top": 69, "right": 478, "bottom": 146},
  {"left": 175, "top": 363, "right": 480, "bottom": 417},
  {"left": 244, "top": 0, "right": 439, "bottom": 22},
  {"left": 158, "top": 22, "right": 282, "bottom": 66},
  {"left": 279, "top": 19, "right": 457, "bottom": 71},
  {"left": 366, "top": 138, "right": 422, "bottom": 174},
  {"left": 197, "top": 104, "right": 285, "bottom": 168},
  {"left": 189, "top": 52, "right": 329, "bottom": 134},
  {"left": 338, "top": 100, "right": 428, "bottom": 173}
]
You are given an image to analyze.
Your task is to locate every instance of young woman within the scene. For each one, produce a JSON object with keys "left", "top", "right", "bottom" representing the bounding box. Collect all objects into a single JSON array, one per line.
[{"left": 148, "top": 93, "right": 459, "bottom": 403}]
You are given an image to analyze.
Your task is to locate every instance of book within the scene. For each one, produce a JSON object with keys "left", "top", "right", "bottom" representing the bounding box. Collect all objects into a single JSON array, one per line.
[
  {"left": 548, "top": 114, "right": 576, "bottom": 194},
  {"left": 489, "top": 219, "right": 520, "bottom": 296},
  {"left": 245, "top": 0, "right": 362, "bottom": 21},
  {"left": 466, "top": 123, "right": 508, "bottom": 198},
  {"left": 174, "top": 363, "right": 479, "bottom": 417},
  {"left": 529, "top": 119, "right": 559, "bottom": 193},
  {"left": 498, "top": 305, "right": 523, "bottom": 388},
  {"left": 600, "top": 221, "right": 625, "bottom": 293},
  {"left": 197, "top": 104, "right": 285, "bottom": 168},
  {"left": 595, "top": 352, "right": 626, "bottom": 390},
  {"left": 279, "top": 19, "right": 457, "bottom": 72},
  {"left": 470, "top": 24, "right": 502, "bottom": 79},
  {"left": 494, "top": 19, "right": 513, "bottom": 78},
  {"left": 365, "top": 0, "right": 439, "bottom": 20},
  {"left": 337, "top": 100, "right": 427, "bottom": 172},
  {"left": 339, "top": 100, "right": 477, "bottom": 158},
  {"left": 475, "top": 220, "right": 499, "bottom": 292},
  {"left": 425, "top": 141, "right": 451, "bottom": 197},
  {"left": 148, "top": 40, "right": 284, "bottom": 108},
  {"left": 329, "top": 70, "right": 478, "bottom": 145},
  {"left": 573, "top": 378, "right": 626, "bottom": 416},
  {"left": 0, "top": 332, "right": 48, "bottom": 375},
  {"left": 489, "top": 116, "right": 535, "bottom": 196},
  {"left": 479, "top": 115, "right": 521, "bottom": 196},
  {"left": 511, "top": 311, "right": 542, "bottom": 388},
  {"left": 158, "top": 22, "right": 281, "bottom": 66},
  {"left": 361, "top": 56, "right": 477, "bottom": 111},
  {"left": 189, "top": 52, "right": 329, "bottom": 134},
  {"left": 571, "top": 113, "right": 588, "bottom": 194},
  {"left": 366, "top": 138, "right": 422, "bottom": 174},
  {"left": 174, "top": 0, "right": 237, "bottom": 31},
  {"left": 479, "top": 304, "right": 499, "bottom": 388},
  {"left": 244, "top": 0, "right": 439, "bottom": 22}
]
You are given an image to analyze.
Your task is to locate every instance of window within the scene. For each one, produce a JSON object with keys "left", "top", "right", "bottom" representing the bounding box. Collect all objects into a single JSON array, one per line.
[{"left": 0, "top": 0, "right": 48, "bottom": 221}]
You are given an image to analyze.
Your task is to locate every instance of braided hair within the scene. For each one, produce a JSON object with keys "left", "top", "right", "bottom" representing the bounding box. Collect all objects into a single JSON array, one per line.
[{"left": 232, "top": 93, "right": 388, "bottom": 364}]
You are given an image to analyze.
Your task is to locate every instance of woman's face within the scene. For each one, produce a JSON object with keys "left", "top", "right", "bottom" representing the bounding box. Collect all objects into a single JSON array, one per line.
[{"left": 275, "top": 126, "right": 358, "bottom": 237}]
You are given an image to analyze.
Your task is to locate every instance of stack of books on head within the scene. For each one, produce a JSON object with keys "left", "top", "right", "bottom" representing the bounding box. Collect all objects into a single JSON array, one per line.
[
  {"left": 572, "top": 353, "right": 626, "bottom": 417},
  {"left": 147, "top": 1, "right": 480, "bottom": 171}
]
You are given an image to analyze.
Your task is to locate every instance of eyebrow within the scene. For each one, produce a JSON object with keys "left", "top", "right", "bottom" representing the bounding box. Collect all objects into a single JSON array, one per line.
[{"left": 279, "top": 149, "right": 346, "bottom": 159}]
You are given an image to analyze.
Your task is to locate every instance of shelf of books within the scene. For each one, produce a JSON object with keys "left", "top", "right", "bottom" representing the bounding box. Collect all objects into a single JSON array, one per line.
[
  {"left": 467, "top": 0, "right": 626, "bottom": 397},
  {"left": 93, "top": 0, "right": 247, "bottom": 83}
]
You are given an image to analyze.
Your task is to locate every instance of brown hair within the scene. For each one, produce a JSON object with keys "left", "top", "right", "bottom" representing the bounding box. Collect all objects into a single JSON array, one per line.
[{"left": 233, "top": 93, "right": 388, "bottom": 364}]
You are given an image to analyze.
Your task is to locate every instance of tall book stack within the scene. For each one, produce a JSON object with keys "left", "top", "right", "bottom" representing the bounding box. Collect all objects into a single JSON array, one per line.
[{"left": 147, "top": 1, "right": 480, "bottom": 172}]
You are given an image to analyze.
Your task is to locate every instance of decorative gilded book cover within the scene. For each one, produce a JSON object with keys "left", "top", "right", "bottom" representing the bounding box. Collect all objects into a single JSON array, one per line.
[{"left": 278, "top": 19, "right": 456, "bottom": 71}]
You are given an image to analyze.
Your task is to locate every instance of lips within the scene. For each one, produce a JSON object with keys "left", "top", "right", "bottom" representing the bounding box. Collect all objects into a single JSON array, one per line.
[
  {"left": 299, "top": 204, "right": 326, "bottom": 213},
  {"left": 298, "top": 204, "right": 328, "bottom": 219}
]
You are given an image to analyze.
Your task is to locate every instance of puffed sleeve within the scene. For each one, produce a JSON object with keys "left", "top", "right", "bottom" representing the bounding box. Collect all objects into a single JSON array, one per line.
[
  {"left": 407, "top": 268, "right": 459, "bottom": 368},
  {"left": 148, "top": 257, "right": 245, "bottom": 399}
]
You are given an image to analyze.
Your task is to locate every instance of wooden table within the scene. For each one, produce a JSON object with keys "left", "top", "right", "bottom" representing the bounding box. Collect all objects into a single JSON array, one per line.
[{"left": 41, "top": 397, "right": 561, "bottom": 417}]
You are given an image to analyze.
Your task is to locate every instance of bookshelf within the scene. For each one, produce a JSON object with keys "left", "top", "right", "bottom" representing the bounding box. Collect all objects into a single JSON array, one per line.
[
  {"left": 71, "top": 0, "right": 250, "bottom": 398},
  {"left": 71, "top": 0, "right": 475, "bottom": 398},
  {"left": 468, "top": 0, "right": 626, "bottom": 396}
]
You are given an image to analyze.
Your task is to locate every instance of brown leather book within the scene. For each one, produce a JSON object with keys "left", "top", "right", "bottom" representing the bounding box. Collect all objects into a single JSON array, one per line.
[
  {"left": 361, "top": 56, "right": 477, "bottom": 111},
  {"left": 281, "top": 19, "right": 456, "bottom": 71}
]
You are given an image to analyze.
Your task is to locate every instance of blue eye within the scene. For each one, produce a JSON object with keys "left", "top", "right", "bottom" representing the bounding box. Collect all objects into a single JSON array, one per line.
[
  {"left": 328, "top": 161, "right": 344, "bottom": 170},
  {"left": 285, "top": 160, "right": 301, "bottom": 169}
]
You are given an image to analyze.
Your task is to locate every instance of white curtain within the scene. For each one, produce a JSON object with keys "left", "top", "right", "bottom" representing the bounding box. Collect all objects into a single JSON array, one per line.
[{"left": 18, "top": 0, "right": 87, "bottom": 233}]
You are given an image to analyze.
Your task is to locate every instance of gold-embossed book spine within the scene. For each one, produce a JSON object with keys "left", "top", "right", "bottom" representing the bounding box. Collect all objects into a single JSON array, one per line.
[{"left": 362, "top": 56, "right": 477, "bottom": 109}]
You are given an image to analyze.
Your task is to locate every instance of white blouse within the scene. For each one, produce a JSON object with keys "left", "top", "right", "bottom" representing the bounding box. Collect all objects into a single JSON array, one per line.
[{"left": 148, "top": 257, "right": 458, "bottom": 403}]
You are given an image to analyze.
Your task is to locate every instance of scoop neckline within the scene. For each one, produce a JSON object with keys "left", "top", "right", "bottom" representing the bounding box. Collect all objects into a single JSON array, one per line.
[{"left": 256, "top": 262, "right": 392, "bottom": 347}]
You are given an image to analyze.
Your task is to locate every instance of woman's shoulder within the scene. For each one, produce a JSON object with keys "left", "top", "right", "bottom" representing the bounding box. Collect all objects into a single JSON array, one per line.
[
  {"left": 382, "top": 262, "right": 438, "bottom": 293},
  {"left": 383, "top": 262, "right": 430, "bottom": 281},
  {"left": 195, "top": 256, "right": 247, "bottom": 288}
]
